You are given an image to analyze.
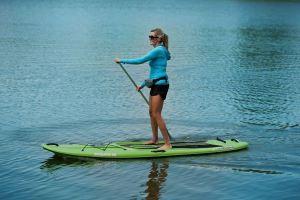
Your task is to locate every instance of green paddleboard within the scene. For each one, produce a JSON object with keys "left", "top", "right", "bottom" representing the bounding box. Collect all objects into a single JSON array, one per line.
[{"left": 42, "top": 138, "right": 248, "bottom": 159}]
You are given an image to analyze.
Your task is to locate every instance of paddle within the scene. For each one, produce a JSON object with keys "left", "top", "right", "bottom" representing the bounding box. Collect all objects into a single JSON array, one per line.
[
  {"left": 118, "top": 63, "right": 149, "bottom": 104},
  {"left": 117, "top": 63, "right": 173, "bottom": 140}
]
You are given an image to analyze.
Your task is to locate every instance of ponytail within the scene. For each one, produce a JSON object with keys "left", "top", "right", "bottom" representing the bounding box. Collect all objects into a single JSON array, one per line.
[
  {"left": 161, "top": 33, "right": 169, "bottom": 50},
  {"left": 151, "top": 28, "right": 169, "bottom": 50}
]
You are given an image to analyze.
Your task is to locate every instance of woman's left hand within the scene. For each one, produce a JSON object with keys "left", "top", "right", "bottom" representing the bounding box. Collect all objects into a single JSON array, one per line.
[
  {"left": 114, "top": 58, "right": 121, "bottom": 63},
  {"left": 136, "top": 86, "right": 142, "bottom": 91}
]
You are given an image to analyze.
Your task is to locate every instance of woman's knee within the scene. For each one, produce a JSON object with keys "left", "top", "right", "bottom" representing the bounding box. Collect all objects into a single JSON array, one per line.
[
  {"left": 152, "top": 112, "right": 162, "bottom": 120},
  {"left": 149, "top": 109, "right": 154, "bottom": 118}
]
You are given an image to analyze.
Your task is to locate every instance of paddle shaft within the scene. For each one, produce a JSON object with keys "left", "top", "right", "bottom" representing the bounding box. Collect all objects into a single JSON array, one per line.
[
  {"left": 117, "top": 63, "right": 173, "bottom": 140},
  {"left": 118, "top": 63, "right": 149, "bottom": 105}
]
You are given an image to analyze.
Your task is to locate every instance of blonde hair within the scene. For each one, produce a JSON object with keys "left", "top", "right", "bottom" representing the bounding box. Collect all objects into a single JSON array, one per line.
[{"left": 151, "top": 28, "right": 169, "bottom": 50}]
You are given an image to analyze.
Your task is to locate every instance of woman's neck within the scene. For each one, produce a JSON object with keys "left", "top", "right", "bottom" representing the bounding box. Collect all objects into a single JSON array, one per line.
[{"left": 153, "top": 42, "right": 163, "bottom": 48}]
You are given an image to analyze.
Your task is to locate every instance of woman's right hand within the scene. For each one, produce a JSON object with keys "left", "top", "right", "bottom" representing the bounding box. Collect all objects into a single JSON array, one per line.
[{"left": 114, "top": 58, "right": 121, "bottom": 63}]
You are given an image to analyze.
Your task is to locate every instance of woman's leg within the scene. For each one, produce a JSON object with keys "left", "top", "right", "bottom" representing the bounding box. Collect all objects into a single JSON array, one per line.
[
  {"left": 146, "top": 96, "right": 159, "bottom": 144},
  {"left": 150, "top": 95, "right": 172, "bottom": 149}
]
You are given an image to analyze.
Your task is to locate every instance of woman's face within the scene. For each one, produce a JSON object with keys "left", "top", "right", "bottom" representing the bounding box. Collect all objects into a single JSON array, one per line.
[{"left": 149, "top": 32, "right": 160, "bottom": 46}]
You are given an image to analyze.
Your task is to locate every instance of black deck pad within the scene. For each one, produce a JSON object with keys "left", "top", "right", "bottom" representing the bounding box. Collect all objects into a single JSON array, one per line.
[{"left": 122, "top": 142, "right": 221, "bottom": 149}]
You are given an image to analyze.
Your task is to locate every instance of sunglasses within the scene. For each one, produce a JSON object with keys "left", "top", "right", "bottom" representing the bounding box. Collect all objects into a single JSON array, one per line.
[{"left": 149, "top": 35, "right": 159, "bottom": 40}]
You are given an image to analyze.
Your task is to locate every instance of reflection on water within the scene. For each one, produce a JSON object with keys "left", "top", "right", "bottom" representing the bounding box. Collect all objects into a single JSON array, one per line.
[
  {"left": 41, "top": 156, "right": 170, "bottom": 200},
  {"left": 40, "top": 155, "right": 100, "bottom": 172},
  {"left": 144, "top": 159, "right": 169, "bottom": 200}
]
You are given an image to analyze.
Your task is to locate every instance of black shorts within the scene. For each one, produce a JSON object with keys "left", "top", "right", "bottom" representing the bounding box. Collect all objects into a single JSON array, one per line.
[{"left": 150, "top": 84, "right": 169, "bottom": 100}]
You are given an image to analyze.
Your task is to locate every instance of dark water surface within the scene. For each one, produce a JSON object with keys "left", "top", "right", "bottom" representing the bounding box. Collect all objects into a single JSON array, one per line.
[{"left": 1, "top": 0, "right": 300, "bottom": 199}]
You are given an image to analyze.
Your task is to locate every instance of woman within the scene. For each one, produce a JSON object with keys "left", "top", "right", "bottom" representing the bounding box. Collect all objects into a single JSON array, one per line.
[{"left": 114, "top": 28, "right": 172, "bottom": 150}]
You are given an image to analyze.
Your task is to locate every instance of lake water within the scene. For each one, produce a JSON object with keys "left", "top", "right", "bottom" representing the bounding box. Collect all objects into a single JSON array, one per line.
[{"left": 0, "top": 0, "right": 300, "bottom": 199}]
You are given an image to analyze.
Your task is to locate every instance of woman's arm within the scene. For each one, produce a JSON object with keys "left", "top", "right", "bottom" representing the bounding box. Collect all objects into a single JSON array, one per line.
[{"left": 120, "top": 48, "right": 161, "bottom": 64}]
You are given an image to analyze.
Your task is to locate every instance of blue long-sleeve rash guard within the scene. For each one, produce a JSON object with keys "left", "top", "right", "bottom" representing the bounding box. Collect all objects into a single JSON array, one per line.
[{"left": 120, "top": 45, "right": 171, "bottom": 88}]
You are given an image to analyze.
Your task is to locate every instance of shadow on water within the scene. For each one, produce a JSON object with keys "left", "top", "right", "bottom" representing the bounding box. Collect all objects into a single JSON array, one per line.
[
  {"left": 187, "top": 162, "right": 284, "bottom": 175},
  {"left": 232, "top": 167, "right": 282, "bottom": 174}
]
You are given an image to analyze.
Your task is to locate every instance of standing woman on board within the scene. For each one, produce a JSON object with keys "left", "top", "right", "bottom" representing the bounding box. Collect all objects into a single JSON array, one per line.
[{"left": 114, "top": 28, "right": 172, "bottom": 150}]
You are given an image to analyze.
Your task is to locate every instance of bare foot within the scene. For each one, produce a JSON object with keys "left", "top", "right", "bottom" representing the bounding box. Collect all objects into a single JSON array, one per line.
[
  {"left": 157, "top": 144, "right": 172, "bottom": 151},
  {"left": 144, "top": 140, "right": 158, "bottom": 145}
]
